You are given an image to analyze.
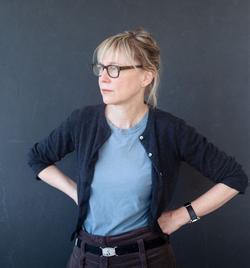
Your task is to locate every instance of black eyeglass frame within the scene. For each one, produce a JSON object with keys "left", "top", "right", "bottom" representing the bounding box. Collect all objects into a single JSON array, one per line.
[{"left": 92, "top": 63, "right": 143, "bottom": 78}]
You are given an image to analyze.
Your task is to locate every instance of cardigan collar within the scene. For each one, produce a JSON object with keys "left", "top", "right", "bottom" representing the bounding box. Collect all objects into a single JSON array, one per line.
[
  {"left": 98, "top": 101, "right": 155, "bottom": 136},
  {"left": 94, "top": 102, "right": 161, "bottom": 176}
]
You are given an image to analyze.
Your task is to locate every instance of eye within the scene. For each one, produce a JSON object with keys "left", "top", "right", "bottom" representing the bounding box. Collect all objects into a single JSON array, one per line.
[{"left": 108, "top": 65, "right": 119, "bottom": 71}]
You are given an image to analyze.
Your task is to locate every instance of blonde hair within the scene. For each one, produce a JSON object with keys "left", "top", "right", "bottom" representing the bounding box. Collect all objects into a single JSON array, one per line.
[{"left": 92, "top": 27, "right": 161, "bottom": 108}]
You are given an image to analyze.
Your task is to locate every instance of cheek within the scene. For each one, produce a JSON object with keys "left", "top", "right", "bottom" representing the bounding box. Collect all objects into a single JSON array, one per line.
[
  {"left": 112, "top": 79, "right": 129, "bottom": 92},
  {"left": 120, "top": 75, "right": 141, "bottom": 89},
  {"left": 126, "top": 78, "right": 142, "bottom": 93}
]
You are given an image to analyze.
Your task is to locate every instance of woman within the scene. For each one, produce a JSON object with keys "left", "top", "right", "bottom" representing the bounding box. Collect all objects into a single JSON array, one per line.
[{"left": 27, "top": 28, "right": 248, "bottom": 268}]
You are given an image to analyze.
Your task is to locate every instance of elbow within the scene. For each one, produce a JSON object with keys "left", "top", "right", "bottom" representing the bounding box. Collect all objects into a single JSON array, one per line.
[{"left": 220, "top": 173, "right": 249, "bottom": 195}]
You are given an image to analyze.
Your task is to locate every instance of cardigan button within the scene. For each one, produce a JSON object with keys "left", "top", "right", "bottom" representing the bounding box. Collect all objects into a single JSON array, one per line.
[
  {"left": 139, "top": 135, "right": 144, "bottom": 140},
  {"left": 159, "top": 172, "right": 163, "bottom": 176},
  {"left": 148, "top": 152, "right": 152, "bottom": 157}
]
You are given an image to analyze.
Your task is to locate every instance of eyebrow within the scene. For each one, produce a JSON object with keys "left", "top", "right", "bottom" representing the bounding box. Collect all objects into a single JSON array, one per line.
[{"left": 100, "top": 61, "right": 119, "bottom": 65}]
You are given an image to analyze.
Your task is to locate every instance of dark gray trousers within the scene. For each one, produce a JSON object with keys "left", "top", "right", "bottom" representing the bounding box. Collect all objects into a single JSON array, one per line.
[{"left": 66, "top": 226, "right": 177, "bottom": 268}]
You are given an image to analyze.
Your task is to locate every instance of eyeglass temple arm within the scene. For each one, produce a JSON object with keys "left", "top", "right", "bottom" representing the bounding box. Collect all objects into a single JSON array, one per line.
[{"left": 119, "top": 65, "right": 143, "bottom": 70}]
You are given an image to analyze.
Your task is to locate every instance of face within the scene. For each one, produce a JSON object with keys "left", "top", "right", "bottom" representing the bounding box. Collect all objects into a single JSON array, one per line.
[{"left": 98, "top": 49, "right": 153, "bottom": 106}]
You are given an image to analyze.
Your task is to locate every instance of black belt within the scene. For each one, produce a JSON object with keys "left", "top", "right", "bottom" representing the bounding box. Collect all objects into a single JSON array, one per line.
[{"left": 75, "top": 236, "right": 167, "bottom": 257}]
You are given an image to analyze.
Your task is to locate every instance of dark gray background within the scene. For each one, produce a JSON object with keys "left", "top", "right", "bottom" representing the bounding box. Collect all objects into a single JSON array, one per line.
[{"left": 0, "top": 0, "right": 249, "bottom": 267}]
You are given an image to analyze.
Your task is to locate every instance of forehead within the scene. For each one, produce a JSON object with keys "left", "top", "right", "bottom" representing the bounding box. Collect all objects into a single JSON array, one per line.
[{"left": 98, "top": 48, "right": 134, "bottom": 65}]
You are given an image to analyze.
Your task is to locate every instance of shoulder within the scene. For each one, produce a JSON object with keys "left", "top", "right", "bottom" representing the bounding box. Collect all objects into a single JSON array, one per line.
[
  {"left": 68, "top": 103, "right": 103, "bottom": 124},
  {"left": 152, "top": 106, "right": 185, "bottom": 128},
  {"left": 152, "top": 106, "right": 200, "bottom": 140}
]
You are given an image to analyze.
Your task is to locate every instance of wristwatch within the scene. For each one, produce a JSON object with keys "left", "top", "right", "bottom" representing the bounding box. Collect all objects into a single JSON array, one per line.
[{"left": 184, "top": 202, "right": 200, "bottom": 223}]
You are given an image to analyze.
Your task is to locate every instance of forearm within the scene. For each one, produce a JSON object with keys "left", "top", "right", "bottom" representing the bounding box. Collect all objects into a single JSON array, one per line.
[
  {"left": 38, "top": 165, "right": 78, "bottom": 205},
  {"left": 175, "top": 183, "right": 239, "bottom": 226}
]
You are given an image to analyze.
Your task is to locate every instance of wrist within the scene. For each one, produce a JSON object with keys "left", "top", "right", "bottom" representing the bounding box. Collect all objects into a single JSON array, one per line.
[
  {"left": 174, "top": 206, "right": 191, "bottom": 227},
  {"left": 184, "top": 202, "right": 201, "bottom": 223}
]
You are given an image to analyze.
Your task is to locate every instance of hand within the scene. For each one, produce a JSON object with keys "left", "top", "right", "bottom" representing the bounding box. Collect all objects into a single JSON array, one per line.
[{"left": 157, "top": 207, "right": 190, "bottom": 235}]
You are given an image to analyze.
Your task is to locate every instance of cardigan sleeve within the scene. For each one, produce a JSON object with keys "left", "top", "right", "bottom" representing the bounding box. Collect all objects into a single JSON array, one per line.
[
  {"left": 27, "top": 109, "right": 79, "bottom": 181},
  {"left": 175, "top": 118, "right": 249, "bottom": 194}
]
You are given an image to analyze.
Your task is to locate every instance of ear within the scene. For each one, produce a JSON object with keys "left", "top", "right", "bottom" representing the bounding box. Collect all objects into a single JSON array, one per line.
[{"left": 141, "top": 70, "right": 155, "bottom": 88}]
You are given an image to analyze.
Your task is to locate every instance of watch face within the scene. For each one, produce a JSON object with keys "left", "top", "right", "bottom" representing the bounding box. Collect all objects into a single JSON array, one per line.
[{"left": 191, "top": 217, "right": 200, "bottom": 222}]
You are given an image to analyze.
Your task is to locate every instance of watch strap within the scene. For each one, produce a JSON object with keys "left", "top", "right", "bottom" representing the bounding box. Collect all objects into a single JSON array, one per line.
[{"left": 184, "top": 202, "right": 200, "bottom": 223}]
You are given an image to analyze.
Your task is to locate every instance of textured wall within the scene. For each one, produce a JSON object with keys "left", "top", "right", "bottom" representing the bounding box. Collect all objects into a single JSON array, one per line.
[{"left": 0, "top": 1, "right": 249, "bottom": 267}]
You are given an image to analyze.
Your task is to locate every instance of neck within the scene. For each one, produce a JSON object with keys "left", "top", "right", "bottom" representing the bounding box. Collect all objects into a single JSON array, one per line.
[{"left": 105, "top": 101, "right": 149, "bottom": 129}]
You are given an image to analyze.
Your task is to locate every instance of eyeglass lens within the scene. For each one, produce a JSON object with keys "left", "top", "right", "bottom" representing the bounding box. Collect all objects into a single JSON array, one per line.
[{"left": 93, "top": 64, "right": 119, "bottom": 78}]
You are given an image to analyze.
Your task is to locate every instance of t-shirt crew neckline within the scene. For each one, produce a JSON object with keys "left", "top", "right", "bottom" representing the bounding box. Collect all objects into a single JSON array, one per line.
[{"left": 106, "top": 109, "right": 149, "bottom": 135}]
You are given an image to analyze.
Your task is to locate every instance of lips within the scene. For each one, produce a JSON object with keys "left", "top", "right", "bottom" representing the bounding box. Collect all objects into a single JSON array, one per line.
[{"left": 101, "top": 89, "right": 113, "bottom": 92}]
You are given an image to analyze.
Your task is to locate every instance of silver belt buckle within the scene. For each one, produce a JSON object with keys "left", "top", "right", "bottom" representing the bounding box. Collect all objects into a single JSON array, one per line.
[{"left": 100, "top": 246, "right": 118, "bottom": 257}]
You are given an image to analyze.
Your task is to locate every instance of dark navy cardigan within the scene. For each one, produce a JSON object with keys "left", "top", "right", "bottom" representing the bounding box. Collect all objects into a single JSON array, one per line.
[{"left": 27, "top": 102, "right": 249, "bottom": 242}]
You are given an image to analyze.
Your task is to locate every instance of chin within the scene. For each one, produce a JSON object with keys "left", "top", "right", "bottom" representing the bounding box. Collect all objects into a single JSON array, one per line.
[
  {"left": 102, "top": 97, "right": 115, "bottom": 105},
  {"left": 102, "top": 98, "right": 122, "bottom": 106},
  {"left": 101, "top": 94, "right": 130, "bottom": 106}
]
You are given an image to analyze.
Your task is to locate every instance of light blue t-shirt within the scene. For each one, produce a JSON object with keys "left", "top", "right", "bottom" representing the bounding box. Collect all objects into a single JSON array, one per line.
[{"left": 82, "top": 109, "right": 152, "bottom": 235}]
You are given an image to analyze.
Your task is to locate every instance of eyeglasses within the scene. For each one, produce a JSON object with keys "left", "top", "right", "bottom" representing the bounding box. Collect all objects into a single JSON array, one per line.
[{"left": 92, "top": 63, "right": 143, "bottom": 78}]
